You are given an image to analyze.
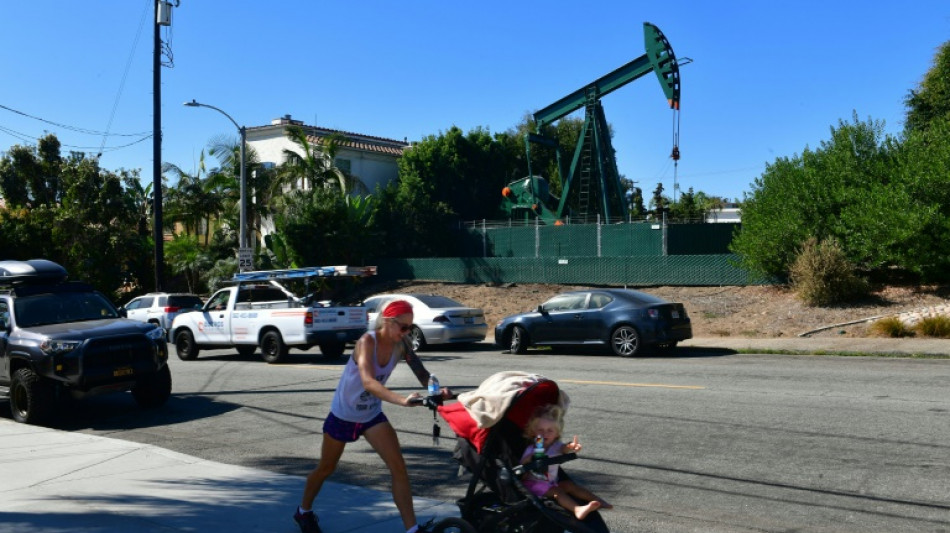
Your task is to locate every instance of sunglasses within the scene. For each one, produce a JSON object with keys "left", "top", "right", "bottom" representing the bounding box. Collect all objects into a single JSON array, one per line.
[{"left": 387, "top": 318, "right": 412, "bottom": 332}]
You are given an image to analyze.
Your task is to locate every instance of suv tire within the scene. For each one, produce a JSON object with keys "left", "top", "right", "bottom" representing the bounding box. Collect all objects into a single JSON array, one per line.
[
  {"left": 132, "top": 364, "right": 172, "bottom": 408},
  {"left": 10, "top": 368, "right": 55, "bottom": 425}
]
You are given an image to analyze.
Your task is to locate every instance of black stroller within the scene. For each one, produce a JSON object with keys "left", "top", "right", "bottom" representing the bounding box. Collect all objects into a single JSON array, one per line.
[{"left": 424, "top": 373, "right": 610, "bottom": 533}]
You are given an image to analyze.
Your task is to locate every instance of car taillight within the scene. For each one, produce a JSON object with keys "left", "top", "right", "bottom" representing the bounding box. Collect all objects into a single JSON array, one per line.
[
  {"left": 164, "top": 306, "right": 180, "bottom": 313},
  {"left": 646, "top": 309, "right": 660, "bottom": 319},
  {"left": 305, "top": 311, "right": 313, "bottom": 325},
  {"left": 433, "top": 315, "right": 449, "bottom": 323}
]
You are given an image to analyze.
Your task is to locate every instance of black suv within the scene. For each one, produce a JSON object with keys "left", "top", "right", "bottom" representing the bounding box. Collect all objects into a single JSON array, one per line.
[{"left": 0, "top": 259, "right": 171, "bottom": 425}]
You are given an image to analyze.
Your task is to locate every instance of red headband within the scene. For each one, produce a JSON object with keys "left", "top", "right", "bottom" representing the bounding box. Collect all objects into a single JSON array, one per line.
[{"left": 382, "top": 300, "right": 413, "bottom": 318}]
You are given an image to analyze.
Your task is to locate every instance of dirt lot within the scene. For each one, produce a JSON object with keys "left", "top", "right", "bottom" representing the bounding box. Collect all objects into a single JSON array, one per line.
[{"left": 363, "top": 280, "right": 950, "bottom": 339}]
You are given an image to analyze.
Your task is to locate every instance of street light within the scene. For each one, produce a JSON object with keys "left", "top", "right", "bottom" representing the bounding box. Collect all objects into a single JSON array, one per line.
[{"left": 183, "top": 99, "right": 249, "bottom": 269}]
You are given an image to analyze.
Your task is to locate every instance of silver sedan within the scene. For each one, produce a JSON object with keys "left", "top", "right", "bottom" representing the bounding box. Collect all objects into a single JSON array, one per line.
[{"left": 364, "top": 293, "right": 488, "bottom": 351}]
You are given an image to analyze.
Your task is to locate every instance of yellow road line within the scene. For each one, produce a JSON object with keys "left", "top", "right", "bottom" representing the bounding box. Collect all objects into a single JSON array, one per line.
[
  {"left": 560, "top": 379, "right": 704, "bottom": 390},
  {"left": 285, "top": 365, "right": 344, "bottom": 371}
]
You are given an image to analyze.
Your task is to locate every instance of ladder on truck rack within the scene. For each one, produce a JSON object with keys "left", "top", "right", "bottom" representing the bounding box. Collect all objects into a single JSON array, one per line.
[{"left": 231, "top": 266, "right": 377, "bottom": 282}]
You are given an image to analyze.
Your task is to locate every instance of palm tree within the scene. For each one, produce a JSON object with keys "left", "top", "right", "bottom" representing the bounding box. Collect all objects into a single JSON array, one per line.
[
  {"left": 275, "top": 125, "right": 367, "bottom": 198},
  {"left": 162, "top": 152, "right": 223, "bottom": 244}
]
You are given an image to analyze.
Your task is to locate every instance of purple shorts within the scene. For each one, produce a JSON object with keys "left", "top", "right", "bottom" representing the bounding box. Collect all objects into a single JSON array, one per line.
[{"left": 323, "top": 412, "right": 389, "bottom": 443}]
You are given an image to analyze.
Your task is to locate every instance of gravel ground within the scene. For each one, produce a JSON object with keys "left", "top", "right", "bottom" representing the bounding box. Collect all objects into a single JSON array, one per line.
[{"left": 362, "top": 281, "right": 950, "bottom": 339}]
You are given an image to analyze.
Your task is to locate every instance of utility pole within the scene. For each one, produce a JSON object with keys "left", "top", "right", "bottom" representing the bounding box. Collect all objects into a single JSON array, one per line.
[{"left": 152, "top": 1, "right": 169, "bottom": 291}]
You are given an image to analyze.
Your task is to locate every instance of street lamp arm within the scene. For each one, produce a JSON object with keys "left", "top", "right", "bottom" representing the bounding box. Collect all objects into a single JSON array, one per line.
[
  {"left": 184, "top": 99, "right": 240, "bottom": 130},
  {"left": 183, "top": 99, "right": 249, "bottom": 264}
]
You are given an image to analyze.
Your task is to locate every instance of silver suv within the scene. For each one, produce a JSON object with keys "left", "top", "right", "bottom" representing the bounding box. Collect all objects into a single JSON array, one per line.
[{"left": 120, "top": 293, "right": 203, "bottom": 332}]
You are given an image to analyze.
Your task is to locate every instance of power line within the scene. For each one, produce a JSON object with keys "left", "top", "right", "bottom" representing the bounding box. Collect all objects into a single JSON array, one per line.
[
  {"left": 98, "top": 0, "right": 153, "bottom": 157},
  {"left": 0, "top": 124, "right": 151, "bottom": 152},
  {"left": 0, "top": 103, "right": 150, "bottom": 137}
]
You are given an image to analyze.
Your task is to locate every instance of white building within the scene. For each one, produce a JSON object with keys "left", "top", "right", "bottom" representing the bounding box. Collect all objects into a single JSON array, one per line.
[
  {"left": 705, "top": 205, "right": 741, "bottom": 223},
  {"left": 245, "top": 114, "right": 409, "bottom": 194}
]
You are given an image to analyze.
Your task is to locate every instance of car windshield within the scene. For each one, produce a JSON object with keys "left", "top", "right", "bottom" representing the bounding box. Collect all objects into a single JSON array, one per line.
[
  {"left": 14, "top": 291, "right": 119, "bottom": 327},
  {"left": 412, "top": 295, "right": 464, "bottom": 308}
]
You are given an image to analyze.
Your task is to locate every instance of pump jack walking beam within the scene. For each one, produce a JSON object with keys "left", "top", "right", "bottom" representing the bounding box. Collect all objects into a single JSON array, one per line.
[{"left": 527, "top": 22, "right": 681, "bottom": 224}]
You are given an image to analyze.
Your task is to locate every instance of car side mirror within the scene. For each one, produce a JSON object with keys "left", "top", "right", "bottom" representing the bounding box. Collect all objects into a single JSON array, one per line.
[
  {"left": 118, "top": 308, "right": 127, "bottom": 318},
  {"left": 537, "top": 305, "right": 545, "bottom": 313}
]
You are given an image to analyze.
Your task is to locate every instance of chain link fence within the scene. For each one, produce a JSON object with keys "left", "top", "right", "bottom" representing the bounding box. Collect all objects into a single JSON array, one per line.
[{"left": 374, "top": 221, "right": 765, "bottom": 286}]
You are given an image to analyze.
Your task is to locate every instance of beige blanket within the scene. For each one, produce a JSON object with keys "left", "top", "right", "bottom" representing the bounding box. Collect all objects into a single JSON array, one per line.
[{"left": 457, "top": 371, "right": 570, "bottom": 428}]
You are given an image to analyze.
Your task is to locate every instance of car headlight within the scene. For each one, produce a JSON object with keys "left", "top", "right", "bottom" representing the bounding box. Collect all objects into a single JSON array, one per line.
[
  {"left": 146, "top": 326, "right": 166, "bottom": 340},
  {"left": 40, "top": 339, "right": 81, "bottom": 355}
]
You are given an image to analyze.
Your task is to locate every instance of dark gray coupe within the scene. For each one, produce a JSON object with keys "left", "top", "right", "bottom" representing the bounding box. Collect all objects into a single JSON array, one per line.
[{"left": 494, "top": 289, "right": 692, "bottom": 357}]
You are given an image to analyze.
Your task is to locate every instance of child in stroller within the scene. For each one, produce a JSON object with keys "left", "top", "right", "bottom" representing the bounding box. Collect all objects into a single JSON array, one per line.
[
  {"left": 520, "top": 405, "right": 611, "bottom": 521},
  {"left": 431, "top": 371, "right": 611, "bottom": 533}
]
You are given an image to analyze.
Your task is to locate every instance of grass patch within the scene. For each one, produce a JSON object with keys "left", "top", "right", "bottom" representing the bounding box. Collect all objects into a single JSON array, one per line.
[
  {"left": 868, "top": 317, "right": 914, "bottom": 338},
  {"left": 915, "top": 315, "right": 950, "bottom": 338}
]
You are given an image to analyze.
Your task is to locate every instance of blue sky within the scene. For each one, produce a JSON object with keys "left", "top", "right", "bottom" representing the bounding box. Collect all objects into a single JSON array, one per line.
[{"left": 2, "top": 1, "right": 948, "bottom": 205}]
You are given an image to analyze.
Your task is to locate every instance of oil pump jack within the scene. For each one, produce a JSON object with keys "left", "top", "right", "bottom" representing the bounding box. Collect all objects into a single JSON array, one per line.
[{"left": 501, "top": 22, "right": 682, "bottom": 224}]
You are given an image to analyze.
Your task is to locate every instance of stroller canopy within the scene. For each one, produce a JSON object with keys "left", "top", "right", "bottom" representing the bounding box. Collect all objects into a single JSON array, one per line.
[{"left": 439, "top": 371, "right": 570, "bottom": 453}]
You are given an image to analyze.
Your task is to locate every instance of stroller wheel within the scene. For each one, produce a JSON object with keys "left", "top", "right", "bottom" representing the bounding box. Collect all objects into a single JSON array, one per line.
[{"left": 429, "top": 517, "right": 478, "bottom": 533}]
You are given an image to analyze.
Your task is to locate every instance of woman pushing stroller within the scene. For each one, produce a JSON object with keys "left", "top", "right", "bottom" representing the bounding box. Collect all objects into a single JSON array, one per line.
[
  {"left": 294, "top": 299, "right": 450, "bottom": 533},
  {"left": 520, "top": 404, "right": 612, "bottom": 520}
]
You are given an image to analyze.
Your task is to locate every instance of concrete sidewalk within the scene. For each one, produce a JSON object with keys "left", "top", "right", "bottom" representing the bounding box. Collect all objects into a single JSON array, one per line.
[{"left": 0, "top": 421, "right": 459, "bottom": 532}]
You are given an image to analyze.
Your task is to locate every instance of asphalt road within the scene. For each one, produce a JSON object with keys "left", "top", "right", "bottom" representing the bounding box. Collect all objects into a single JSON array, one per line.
[{"left": 18, "top": 343, "right": 950, "bottom": 532}]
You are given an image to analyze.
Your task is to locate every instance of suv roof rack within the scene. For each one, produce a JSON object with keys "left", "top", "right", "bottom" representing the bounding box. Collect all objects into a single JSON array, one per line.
[
  {"left": 0, "top": 259, "right": 68, "bottom": 287},
  {"left": 230, "top": 265, "right": 377, "bottom": 283}
]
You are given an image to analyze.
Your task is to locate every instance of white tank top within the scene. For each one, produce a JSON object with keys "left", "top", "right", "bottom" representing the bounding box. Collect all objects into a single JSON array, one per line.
[{"left": 330, "top": 331, "right": 400, "bottom": 423}]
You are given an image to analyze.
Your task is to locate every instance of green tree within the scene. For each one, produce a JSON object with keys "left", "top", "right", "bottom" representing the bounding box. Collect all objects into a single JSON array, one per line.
[
  {"left": 731, "top": 114, "right": 914, "bottom": 280},
  {"left": 273, "top": 189, "right": 378, "bottom": 266},
  {"left": 905, "top": 41, "right": 950, "bottom": 134},
  {"left": 0, "top": 134, "right": 65, "bottom": 207}
]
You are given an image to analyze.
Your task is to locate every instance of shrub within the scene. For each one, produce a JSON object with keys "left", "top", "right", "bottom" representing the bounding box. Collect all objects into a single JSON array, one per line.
[
  {"left": 789, "top": 237, "right": 869, "bottom": 306},
  {"left": 915, "top": 315, "right": 950, "bottom": 338},
  {"left": 869, "top": 317, "right": 914, "bottom": 338}
]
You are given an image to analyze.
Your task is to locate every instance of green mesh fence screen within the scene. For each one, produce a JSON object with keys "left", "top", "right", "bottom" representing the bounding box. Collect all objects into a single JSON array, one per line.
[
  {"left": 464, "top": 221, "right": 737, "bottom": 258},
  {"left": 376, "top": 255, "right": 764, "bottom": 286}
]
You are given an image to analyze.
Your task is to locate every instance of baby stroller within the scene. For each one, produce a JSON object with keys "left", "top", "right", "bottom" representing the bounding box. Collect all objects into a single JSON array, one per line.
[{"left": 427, "top": 372, "right": 610, "bottom": 533}]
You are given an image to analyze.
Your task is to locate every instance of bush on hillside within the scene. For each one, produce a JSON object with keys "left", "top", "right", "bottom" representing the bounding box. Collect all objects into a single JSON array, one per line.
[{"left": 790, "top": 237, "right": 869, "bottom": 306}]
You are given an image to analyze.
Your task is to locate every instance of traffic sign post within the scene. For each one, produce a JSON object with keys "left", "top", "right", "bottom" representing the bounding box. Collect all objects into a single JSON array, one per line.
[{"left": 238, "top": 248, "right": 254, "bottom": 272}]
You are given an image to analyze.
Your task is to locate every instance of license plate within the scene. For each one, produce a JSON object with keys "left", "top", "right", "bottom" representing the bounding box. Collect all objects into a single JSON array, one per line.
[
  {"left": 671, "top": 311, "right": 680, "bottom": 319},
  {"left": 113, "top": 367, "right": 134, "bottom": 378}
]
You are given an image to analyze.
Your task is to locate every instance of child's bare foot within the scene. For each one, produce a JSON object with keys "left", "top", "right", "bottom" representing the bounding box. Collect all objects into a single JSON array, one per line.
[{"left": 574, "top": 500, "right": 601, "bottom": 520}]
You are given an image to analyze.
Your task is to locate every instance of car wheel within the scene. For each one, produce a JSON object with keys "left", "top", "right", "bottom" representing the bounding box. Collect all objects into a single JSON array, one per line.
[
  {"left": 261, "top": 330, "right": 288, "bottom": 364},
  {"left": 175, "top": 329, "right": 199, "bottom": 361},
  {"left": 408, "top": 326, "right": 426, "bottom": 352},
  {"left": 132, "top": 364, "right": 172, "bottom": 408},
  {"left": 429, "top": 517, "right": 478, "bottom": 533},
  {"left": 319, "top": 341, "right": 345, "bottom": 358},
  {"left": 236, "top": 345, "right": 256, "bottom": 358},
  {"left": 10, "top": 367, "right": 55, "bottom": 425},
  {"left": 509, "top": 325, "right": 528, "bottom": 354},
  {"left": 610, "top": 325, "right": 641, "bottom": 357}
]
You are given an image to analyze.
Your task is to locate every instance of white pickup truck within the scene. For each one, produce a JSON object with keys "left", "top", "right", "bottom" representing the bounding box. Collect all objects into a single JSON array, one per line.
[{"left": 169, "top": 266, "right": 375, "bottom": 363}]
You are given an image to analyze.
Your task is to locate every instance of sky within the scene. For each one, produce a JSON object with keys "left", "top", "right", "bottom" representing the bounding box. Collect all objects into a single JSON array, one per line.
[{"left": 2, "top": 1, "right": 948, "bottom": 206}]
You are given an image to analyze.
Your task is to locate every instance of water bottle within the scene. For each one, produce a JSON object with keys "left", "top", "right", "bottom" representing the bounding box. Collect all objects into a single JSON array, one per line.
[
  {"left": 533, "top": 434, "right": 546, "bottom": 459},
  {"left": 428, "top": 374, "right": 440, "bottom": 397}
]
